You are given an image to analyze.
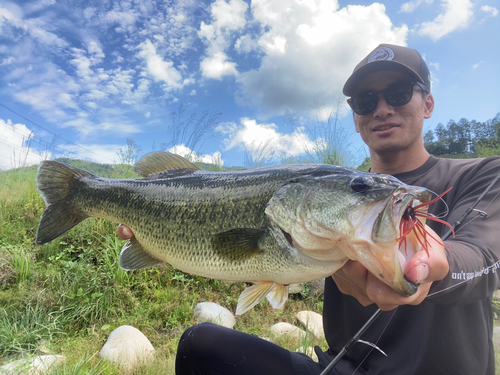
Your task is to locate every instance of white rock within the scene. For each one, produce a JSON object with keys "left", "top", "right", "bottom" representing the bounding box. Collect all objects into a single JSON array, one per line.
[
  {"left": 193, "top": 302, "right": 236, "bottom": 329},
  {"left": 296, "top": 311, "right": 324, "bottom": 340},
  {"left": 288, "top": 283, "right": 305, "bottom": 295},
  {"left": 270, "top": 322, "right": 306, "bottom": 342},
  {"left": 99, "top": 325, "right": 155, "bottom": 372},
  {"left": 308, "top": 279, "right": 325, "bottom": 296},
  {"left": 0, "top": 355, "right": 65, "bottom": 375}
]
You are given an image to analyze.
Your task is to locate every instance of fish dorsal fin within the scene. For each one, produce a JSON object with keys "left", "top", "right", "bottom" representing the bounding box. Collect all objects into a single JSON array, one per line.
[
  {"left": 133, "top": 151, "right": 201, "bottom": 178},
  {"left": 119, "top": 238, "right": 164, "bottom": 270},
  {"left": 236, "top": 281, "right": 275, "bottom": 315},
  {"left": 212, "top": 228, "right": 266, "bottom": 261}
]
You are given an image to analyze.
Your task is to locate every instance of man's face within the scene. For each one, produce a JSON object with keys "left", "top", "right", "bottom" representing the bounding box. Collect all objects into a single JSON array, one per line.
[{"left": 351, "top": 70, "right": 434, "bottom": 156}]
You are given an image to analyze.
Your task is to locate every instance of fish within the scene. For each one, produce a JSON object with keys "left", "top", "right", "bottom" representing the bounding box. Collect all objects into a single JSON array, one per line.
[{"left": 35, "top": 151, "right": 437, "bottom": 315}]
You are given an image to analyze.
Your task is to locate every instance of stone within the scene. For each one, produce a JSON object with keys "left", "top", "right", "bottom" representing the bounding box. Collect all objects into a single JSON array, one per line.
[
  {"left": 296, "top": 311, "right": 324, "bottom": 340},
  {"left": 270, "top": 322, "right": 306, "bottom": 343},
  {"left": 0, "top": 355, "right": 65, "bottom": 375},
  {"left": 99, "top": 325, "right": 155, "bottom": 372},
  {"left": 288, "top": 283, "right": 305, "bottom": 295},
  {"left": 193, "top": 302, "right": 236, "bottom": 329},
  {"left": 308, "top": 278, "right": 325, "bottom": 296}
]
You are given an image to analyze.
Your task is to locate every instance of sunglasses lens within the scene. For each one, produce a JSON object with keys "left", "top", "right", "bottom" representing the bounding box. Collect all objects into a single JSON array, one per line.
[
  {"left": 350, "top": 93, "right": 378, "bottom": 115},
  {"left": 349, "top": 82, "right": 416, "bottom": 115},
  {"left": 384, "top": 83, "right": 414, "bottom": 106}
]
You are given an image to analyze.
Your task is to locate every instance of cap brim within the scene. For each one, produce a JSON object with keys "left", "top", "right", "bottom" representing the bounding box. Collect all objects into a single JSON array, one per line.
[{"left": 343, "top": 60, "right": 425, "bottom": 97}]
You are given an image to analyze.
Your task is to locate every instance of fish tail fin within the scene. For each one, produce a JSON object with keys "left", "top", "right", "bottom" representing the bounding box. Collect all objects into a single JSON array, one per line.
[
  {"left": 35, "top": 161, "right": 92, "bottom": 244},
  {"left": 235, "top": 282, "right": 289, "bottom": 315}
]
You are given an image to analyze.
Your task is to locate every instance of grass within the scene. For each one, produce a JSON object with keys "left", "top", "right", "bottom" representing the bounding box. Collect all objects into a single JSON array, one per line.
[{"left": 0, "top": 162, "right": 325, "bottom": 374}]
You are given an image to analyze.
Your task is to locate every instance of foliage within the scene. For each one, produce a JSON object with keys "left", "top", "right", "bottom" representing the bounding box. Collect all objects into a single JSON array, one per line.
[
  {"left": 424, "top": 113, "right": 500, "bottom": 157},
  {"left": 356, "top": 157, "right": 372, "bottom": 171},
  {"left": 117, "top": 139, "right": 143, "bottom": 166}
]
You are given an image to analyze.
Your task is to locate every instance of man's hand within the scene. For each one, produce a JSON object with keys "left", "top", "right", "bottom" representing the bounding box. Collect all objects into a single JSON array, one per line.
[
  {"left": 332, "top": 225, "right": 449, "bottom": 311},
  {"left": 117, "top": 224, "right": 134, "bottom": 240}
]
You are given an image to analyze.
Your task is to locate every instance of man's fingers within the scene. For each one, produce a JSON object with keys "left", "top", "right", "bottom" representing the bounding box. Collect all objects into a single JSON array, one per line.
[
  {"left": 117, "top": 224, "right": 134, "bottom": 240},
  {"left": 404, "top": 229, "right": 449, "bottom": 284}
]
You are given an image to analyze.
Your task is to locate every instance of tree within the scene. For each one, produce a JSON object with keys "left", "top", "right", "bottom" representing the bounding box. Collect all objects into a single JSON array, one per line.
[
  {"left": 424, "top": 129, "right": 435, "bottom": 144},
  {"left": 117, "top": 138, "right": 142, "bottom": 165},
  {"left": 425, "top": 113, "right": 500, "bottom": 158}
]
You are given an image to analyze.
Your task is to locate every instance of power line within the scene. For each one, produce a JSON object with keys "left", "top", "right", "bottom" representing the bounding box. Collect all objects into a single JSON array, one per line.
[{"left": 0, "top": 102, "right": 116, "bottom": 163}]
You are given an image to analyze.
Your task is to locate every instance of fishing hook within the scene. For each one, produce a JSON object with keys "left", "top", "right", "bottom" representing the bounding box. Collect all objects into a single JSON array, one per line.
[{"left": 319, "top": 170, "right": 500, "bottom": 375}]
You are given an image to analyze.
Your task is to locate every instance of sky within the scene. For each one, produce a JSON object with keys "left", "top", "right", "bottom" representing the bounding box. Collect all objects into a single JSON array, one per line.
[{"left": 0, "top": 0, "right": 499, "bottom": 170}]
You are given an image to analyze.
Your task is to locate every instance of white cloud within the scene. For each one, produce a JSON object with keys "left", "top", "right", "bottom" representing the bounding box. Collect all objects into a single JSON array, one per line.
[
  {"left": 399, "top": 0, "right": 434, "bottom": 13},
  {"left": 222, "top": 118, "right": 318, "bottom": 160},
  {"left": 236, "top": 1, "right": 408, "bottom": 116},
  {"left": 137, "top": 39, "right": 183, "bottom": 88},
  {"left": 168, "top": 144, "right": 223, "bottom": 166},
  {"left": 59, "top": 143, "right": 122, "bottom": 164},
  {"left": 0, "top": 56, "right": 14, "bottom": 66},
  {"left": 428, "top": 61, "right": 440, "bottom": 71},
  {"left": 472, "top": 61, "right": 484, "bottom": 69},
  {"left": 0, "top": 5, "right": 68, "bottom": 49},
  {"left": 0, "top": 118, "right": 50, "bottom": 170},
  {"left": 481, "top": 5, "right": 498, "bottom": 17},
  {"left": 417, "top": 0, "right": 473, "bottom": 41},
  {"left": 200, "top": 51, "right": 238, "bottom": 79},
  {"left": 198, "top": 0, "right": 248, "bottom": 79}
]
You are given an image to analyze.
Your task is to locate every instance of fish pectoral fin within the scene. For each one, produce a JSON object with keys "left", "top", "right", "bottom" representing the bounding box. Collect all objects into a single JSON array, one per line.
[
  {"left": 119, "top": 238, "right": 163, "bottom": 270},
  {"left": 266, "top": 284, "right": 289, "bottom": 309},
  {"left": 212, "top": 228, "right": 266, "bottom": 261},
  {"left": 236, "top": 282, "right": 275, "bottom": 316},
  {"left": 133, "top": 151, "right": 201, "bottom": 178}
]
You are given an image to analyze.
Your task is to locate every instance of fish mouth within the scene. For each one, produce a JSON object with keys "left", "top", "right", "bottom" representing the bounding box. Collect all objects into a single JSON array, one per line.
[{"left": 370, "top": 187, "right": 432, "bottom": 296}]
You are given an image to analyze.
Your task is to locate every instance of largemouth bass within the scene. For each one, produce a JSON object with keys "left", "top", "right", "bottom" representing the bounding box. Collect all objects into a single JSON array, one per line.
[{"left": 36, "top": 151, "right": 432, "bottom": 315}]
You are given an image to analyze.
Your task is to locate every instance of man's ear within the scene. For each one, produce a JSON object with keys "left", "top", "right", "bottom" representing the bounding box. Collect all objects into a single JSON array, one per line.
[{"left": 424, "top": 93, "right": 434, "bottom": 119}]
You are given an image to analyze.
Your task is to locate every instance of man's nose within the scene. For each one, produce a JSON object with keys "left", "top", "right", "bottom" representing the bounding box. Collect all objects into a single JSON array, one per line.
[{"left": 372, "top": 94, "right": 395, "bottom": 119}]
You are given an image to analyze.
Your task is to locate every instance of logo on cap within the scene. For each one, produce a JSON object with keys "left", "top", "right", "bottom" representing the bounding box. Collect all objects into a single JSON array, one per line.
[{"left": 368, "top": 47, "right": 395, "bottom": 63}]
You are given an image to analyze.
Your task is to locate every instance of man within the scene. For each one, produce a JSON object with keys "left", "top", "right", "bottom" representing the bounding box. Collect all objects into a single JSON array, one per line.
[{"left": 118, "top": 44, "right": 500, "bottom": 374}]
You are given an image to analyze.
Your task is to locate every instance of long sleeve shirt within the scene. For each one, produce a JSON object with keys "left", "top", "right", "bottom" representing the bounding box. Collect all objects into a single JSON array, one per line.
[{"left": 323, "top": 155, "right": 500, "bottom": 375}]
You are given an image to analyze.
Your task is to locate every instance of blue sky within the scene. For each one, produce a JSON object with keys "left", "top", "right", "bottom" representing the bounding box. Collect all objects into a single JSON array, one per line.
[{"left": 0, "top": 0, "right": 498, "bottom": 170}]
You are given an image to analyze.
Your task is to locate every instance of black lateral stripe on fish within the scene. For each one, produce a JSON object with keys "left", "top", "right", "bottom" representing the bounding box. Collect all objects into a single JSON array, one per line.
[{"left": 35, "top": 151, "right": 435, "bottom": 315}]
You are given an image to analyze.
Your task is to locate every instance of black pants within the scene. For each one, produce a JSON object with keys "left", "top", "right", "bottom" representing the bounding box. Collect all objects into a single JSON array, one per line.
[{"left": 175, "top": 322, "right": 345, "bottom": 375}]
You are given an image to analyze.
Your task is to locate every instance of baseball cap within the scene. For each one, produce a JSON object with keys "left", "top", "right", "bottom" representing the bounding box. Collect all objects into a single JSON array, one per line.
[{"left": 343, "top": 44, "right": 431, "bottom": 96}]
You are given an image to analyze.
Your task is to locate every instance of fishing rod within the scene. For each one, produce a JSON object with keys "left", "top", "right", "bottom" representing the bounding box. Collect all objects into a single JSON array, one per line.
[{"left": 319, "top": 171, "right": 500, "bottom": 375}]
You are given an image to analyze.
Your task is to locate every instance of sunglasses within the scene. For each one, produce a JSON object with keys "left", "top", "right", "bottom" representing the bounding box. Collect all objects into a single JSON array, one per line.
[{"left": 347, "top": 81, "right": 428, "bottom": 116}]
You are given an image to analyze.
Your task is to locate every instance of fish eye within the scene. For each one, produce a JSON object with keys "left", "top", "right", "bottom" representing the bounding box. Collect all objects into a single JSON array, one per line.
[{"left": 350, "top": 176, "right": 373, "bottom": 193}]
